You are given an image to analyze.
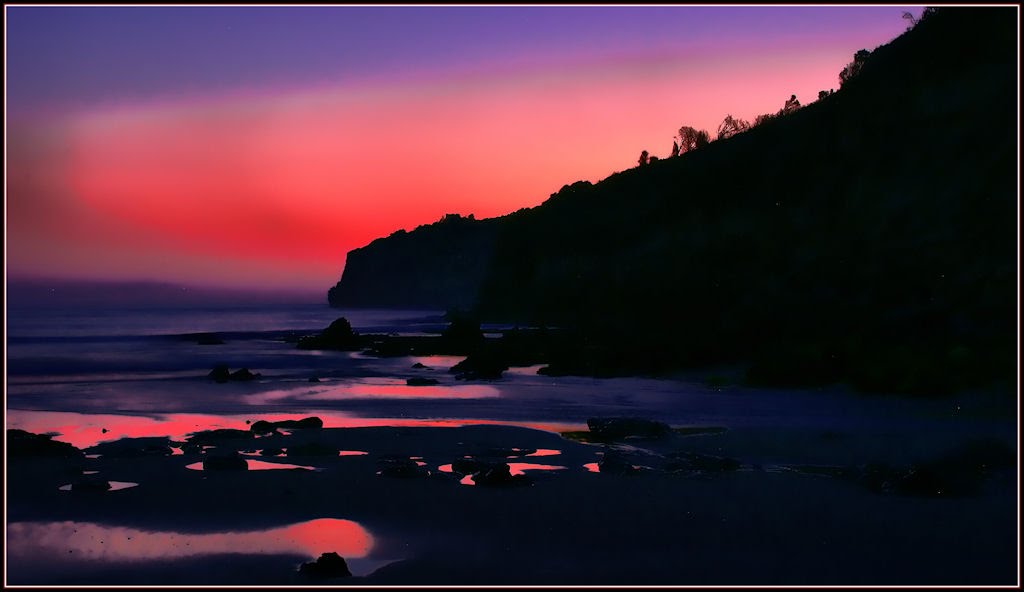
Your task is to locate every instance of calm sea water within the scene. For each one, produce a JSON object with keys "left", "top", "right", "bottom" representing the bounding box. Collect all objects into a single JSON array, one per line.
[{"left": 5, "top": 299, "right": 1001, "bottom": 450}]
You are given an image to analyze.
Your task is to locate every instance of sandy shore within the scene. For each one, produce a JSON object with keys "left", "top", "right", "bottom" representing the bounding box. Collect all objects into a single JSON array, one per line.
[{"left": 5, "top": 414, "right": 1017, "bottom": 586}]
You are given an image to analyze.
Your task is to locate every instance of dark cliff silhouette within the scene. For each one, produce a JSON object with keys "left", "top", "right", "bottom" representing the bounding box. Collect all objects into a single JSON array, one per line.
[
  {"left": 327, "top": 8, "right": 1016, "bottom": 395},
  {"left": 327, "top": 213, "right": 499, "bottom": 309}
]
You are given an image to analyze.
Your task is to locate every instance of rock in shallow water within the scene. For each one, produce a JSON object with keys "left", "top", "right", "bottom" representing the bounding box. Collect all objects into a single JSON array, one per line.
[
  {"left": 202, "top": 454, "right": 248, "bottom": 471},
  {"left": 7, "top": 429, "right": 83, "bottom": 458},
  {"left": 587, "top": 417, "right": 672, "bottom": 440},
  {"left": 471, "top": 463, "right": 532, "bottom": 487},
  {"left": 406, "top": 377, "right": 440, "bottom": 386},
  {"left": 71, "top": 477, "right": 112, "bottom": 492},
  {"left": 596, "top": 448, "right": 641, "bottom": 475}
]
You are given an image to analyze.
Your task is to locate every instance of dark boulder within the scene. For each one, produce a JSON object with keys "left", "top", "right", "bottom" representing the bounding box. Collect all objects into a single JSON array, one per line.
[
  {"left": 297, "top": 317, "right": 360, "bottom": 351},
  {"left": 451, "top": 457, "right": 496, "bottom": 475},
  {"left": 187, "top": 429, "right": 253, "bottom": 445},
  {"left": 450, "top": 352, "right": 508, "bottom": 380},
  {"left": 411, "top": 362, "right": 428, "bottom": 369},
  {"left": 249, "top": 421, "right": 278, "bottom": 436},
  {"left": 377, "top": 456, "right": 428, "bottom": 478},
  {"left": 596, "top": 448, "right": 640, "bottom": 475},
  {"left": 261, "top": 447, "right": 285, "bottom": 457},
  {"left": 70, "top": 477, "right": 112, "bottom": 492},
  {"left": 441, "top": 315, "right": 485, "bottom": 348},
  {"left": 299, "top": 552, "right": 352, "bottom": 579},
  {"left": 471, "top": 463, "right": 531, "bottom": 487},
  {"left": 250, "top": 417, "right": 323, "bottom": 434},
  {"left": 277, "top": 417, "right": 323, "bottom": 429},
  {"left": 208, "top": 364, "right": 231, "bottom": 383},
  {"left": 587, "top": 417, "right": 672, "bottom": 440},
  {"left": 202, "top": 454, "right": 248, "bottom": 471},
  {"left": 406, "top": 377, "right": 440, "bottom": 386},
  {"left": 7, "top": 429, "right": 84, "bottom": 459},
  {"left": 230, "top": 368, "right": 261, "bottom": 381},
  {"left": 85, "top": 437, "right": 174, "bottom": 458}
]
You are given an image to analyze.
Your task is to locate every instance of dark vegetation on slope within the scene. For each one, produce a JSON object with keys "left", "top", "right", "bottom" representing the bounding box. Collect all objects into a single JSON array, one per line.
[{"left": 327, "top": 8, "right": 1018, "bottom": 396}]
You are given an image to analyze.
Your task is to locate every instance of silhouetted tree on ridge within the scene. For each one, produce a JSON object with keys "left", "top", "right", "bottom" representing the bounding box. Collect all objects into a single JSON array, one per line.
[
  {"left": 638, "top": 150, "right": 649, "bottom": 167},
  {"left": 716, "top": 114, "right": 750, "bottom": 140},
  {"left": 839, "top": 49, "right": 872, "bottom": 86},
  {"left": 677, "top": 126, "right": 711, "bottom": 153}
]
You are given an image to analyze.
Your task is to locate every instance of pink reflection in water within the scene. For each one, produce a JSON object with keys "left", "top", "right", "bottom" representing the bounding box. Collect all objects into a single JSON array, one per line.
[
  {"left": 584, "top": 462, "right": 601, "bottom": 473},
  {"left": 185, "top": 459, "right": 317, "bottom": 471},
  {"left": 508, "top": 463, "right": 566, "bottom": 476},
  {"left": 310, "top": 379, "right": 500, "bottom": 400},
  {"left": 58, "top": 481, "right": 138, "bottom": 492},
  {"left": 339, "top": 450, "right": 369, "bottom": 456},
  {"left": 408, "top": 355, "right": 466, "bottom": 368},
  {"left": 7, "top": 518, "right": 372, "bottom": 561},
  {"left": 7, "top": 409, "right": 586, "bottom": 450},
  {"left": 451, "top": 462, "right": 567, "bottom": 485},
  {"left": 524, "top": 449, "right": 561, "bottom": 457}
]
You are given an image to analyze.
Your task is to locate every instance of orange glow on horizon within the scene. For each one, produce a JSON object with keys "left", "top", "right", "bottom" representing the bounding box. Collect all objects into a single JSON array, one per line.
[{"left": 10, "top": 35, "right": 884, "bottom": 290}]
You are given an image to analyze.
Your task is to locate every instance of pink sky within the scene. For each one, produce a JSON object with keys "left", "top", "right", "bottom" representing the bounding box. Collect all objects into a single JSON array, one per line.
[{"left": 5, "top": 8, "right": 916, "bottom": 292}]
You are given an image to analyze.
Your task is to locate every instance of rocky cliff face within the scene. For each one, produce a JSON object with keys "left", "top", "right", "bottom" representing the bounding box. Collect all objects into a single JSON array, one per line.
[
  {"left": 327, "top": 214, "right": 499, "bottom": 310},
  {"left": 326, "top": 8, "right": 1016, "bottom": 393}
]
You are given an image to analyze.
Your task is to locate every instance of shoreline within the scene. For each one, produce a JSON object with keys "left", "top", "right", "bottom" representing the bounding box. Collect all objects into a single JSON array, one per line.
[{"left": 7, "top": 412, "right": 1017, "bottom": 585}]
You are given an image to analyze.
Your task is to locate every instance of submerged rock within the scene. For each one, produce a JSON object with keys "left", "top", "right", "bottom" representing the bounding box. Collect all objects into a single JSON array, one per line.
[
  {"left": 406, "top": 377, "right": 440, "bottom": 386},
  {"left": 471, "top": 463, "right": 531, "bottom": 487},
  {"left": 202, "top": 454, "right": 248, "bottom": 471},
  {"left": 450, "top": 353, "right": 508, "bottom": 380},
  {"left": 250, "top": 417, "right": 323, "bottom": 435},
  {"left": 208, "top": 364, "right": 232, "bottom": 383},
  {"left": 85, "top": 437, "right": 174, "bottom": 458},
  {"left": 208, "top": 365, "right": 261, "bottom": 383},
  {"left": 411, "top": 362, "right": 428, "bottom": 369},
  {"left": 451, "top": 458, "right": 496, "bottom": 475},
  {"left": 587, "top": 417, "right": 672, "bottom": 440},
  {"left": 299, "top": 552, "right": 352, "bottom": 578},
  {"left": 70, "top": 477, "right": 112, "bottom": 492},
  {"left": 596, "top": 448, "right": 641, "bottom": 475},
  {"left": 230, "top": 368, "right": 261, "bottom": 381},
  {"left": 188, "top": 429, "right": 253, "bottom": 445},
  {"left": 297, "top": 317, "right": 360, "bottom": 351},
  {"left": 377, "top": 456, "right": 429, "bottom": 478}
]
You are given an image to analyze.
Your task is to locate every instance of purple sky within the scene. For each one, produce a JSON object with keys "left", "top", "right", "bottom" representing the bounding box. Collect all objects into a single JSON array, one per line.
[
  {"left": 5, "top": 5, "right": 923, "bottom": 291},
  {"left": 6, "top": 5, "right": 921, "bottom": 117}
]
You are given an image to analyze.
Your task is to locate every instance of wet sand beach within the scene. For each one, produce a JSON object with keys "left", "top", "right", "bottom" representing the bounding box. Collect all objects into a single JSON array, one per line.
[{"left": 7, "top": 409, "right": 1016, "bottom": 585}]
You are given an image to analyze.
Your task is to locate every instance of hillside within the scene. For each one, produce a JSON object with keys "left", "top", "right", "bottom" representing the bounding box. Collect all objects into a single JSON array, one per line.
[{"left": 327, "top": 8, "right": 1018, "bottom": 394}]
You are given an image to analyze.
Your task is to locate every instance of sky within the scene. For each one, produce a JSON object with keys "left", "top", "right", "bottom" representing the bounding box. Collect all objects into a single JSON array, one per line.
[{"left": 5, "top": 5, "right": 923, "bottom": 292}]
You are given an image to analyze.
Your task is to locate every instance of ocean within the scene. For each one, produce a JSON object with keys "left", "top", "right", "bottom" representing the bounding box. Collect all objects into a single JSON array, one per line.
[
  {"left": 5, "top": 297, "right": 1017, "bottom": 586},
  {"left": 6, "top": 297, "right": 1003, "bottom": 452}
]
